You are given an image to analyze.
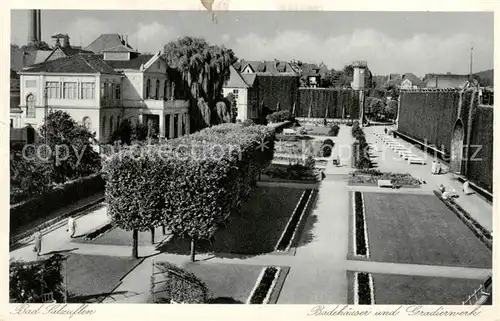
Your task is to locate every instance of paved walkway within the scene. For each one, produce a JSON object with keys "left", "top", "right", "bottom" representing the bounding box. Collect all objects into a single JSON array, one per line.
[{"left": 9, "top": 125, "right": 492, "bottom": 304}]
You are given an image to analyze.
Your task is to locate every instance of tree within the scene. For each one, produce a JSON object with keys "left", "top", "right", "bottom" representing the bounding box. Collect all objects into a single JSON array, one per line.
[
  {"left": 215, "top": 101, "right": 230, "bottom": 124},
  {"left": 38, "top": 110, "right": 101, "bottom": 183},
  {"left": 21, "top": 41, "right": 51, "bottom": 51},
  {"left": 164, "top": 37, "right": 237, "bottom": 130},
  {"left": 224, "top": 93, "right": 237, "bottom": 122},
  {"left": 385, "top": 100, "right": 398, "bottom": 120}
]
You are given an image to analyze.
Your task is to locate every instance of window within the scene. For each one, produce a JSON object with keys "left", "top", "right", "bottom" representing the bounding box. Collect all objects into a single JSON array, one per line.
[
  {"left": 81, "top": 82, "right": 96, "bottom": 99},
  {"left": 100, "top": 83, "right": 106, "bottom": 99},
  {"left": 145, "top": 79, "right": 151, "bottom": 99},
  {"left": 25, "top": 80, "right": 36, "bottom": 88},
  {"left": 115, "top": 84, "right": 121, "bottom": 100},
  {"left": 102, "top": 116, "right": 106, "bottom": 137},
  {"left": 63, "top": 82, "right": 78, "bottom": 99},
  {"left": 164, "top": 81, "right": 169, "bottom": 100},
  {"left": 46, "top": 82, "right": 60, "bottom": 98},
  {"left": 232, "top": 89, "right": 239, "bottom": 101},
  {"left": 155, "top": 79, "right": 160, "bottom": 99},
  {"left": 109, "top": 116, "right": 114, "bottom": 134},
  {"left": 82, "top": 116, "right": 92, "bottom": 131},
  {"left": 26, "top": 94, "right": 35, "bottom": 118}
]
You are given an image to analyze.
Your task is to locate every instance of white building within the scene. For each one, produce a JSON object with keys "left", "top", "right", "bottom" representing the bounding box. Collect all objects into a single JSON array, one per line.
[{"left": 16, "top": 49, "right": 190, "bottom": 143}]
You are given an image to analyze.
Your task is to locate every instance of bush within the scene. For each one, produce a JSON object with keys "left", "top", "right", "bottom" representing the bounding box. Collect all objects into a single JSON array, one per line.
[
  {"left": 153, "top": 262, "right": 209, "bottom": 303},
  {"left": 266, "top": 110, "right": 292, "bottom": 123},
  {"left": 10, "top": 173, "right": 105, "bottom": 232},
  {"left": 242, "top": 119, "right": 255, "bottom": 127},
  {"left": 323, "top": 139, "right": 334, "bottom": 147},
  {"left": 328, "top": 124, "right": 340, "bottom": 136},
  {"left": 10, "top": 254, "right": 65, "bottom": 303},
  {"left": 263, "top": 163, "right": 317, "bottom": 181},
  {"left": 249, "top": 267, "right": 279, "bottom": 304},
  {"left": 319, "top": 144, "right": 332, "bottom": 157}
]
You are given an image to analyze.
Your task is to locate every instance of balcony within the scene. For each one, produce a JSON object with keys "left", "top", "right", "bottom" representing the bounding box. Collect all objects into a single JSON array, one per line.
[{"left": 143, "top": 98, "right": 189, "bottom": 110}]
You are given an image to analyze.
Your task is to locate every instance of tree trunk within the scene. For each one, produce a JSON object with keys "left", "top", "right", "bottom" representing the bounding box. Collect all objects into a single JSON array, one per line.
[
  {"left": 150, "top": 227, "right": 155, "bottom": 245},
  {"left": 132, "top": 229, "right": 138, "bottom": 258},
  {"left": 190, "top": 237, "right": 196, "bottom": 262},
  {"left": 162, "top": 225, "right": 166, "bottom": 235}
]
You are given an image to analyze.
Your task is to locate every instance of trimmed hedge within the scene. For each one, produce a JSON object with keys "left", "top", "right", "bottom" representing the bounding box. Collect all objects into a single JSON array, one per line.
[
  {"left": 263, "top": 163, "right": 318, "bottom": 181},
  {"left": 354, "top": 192, "right": 367, "bottom": 256},
  {"left": 103, "top": 123, "right": 276, "bottom": 258},
  {"left": 328, "top": 124, "right": 340, "bottom": 136},
  {"left": 10, "top": 173, "right": 105, "bottom": 233},
  {"left": 153, "top": 262, "right": 209, "bottom": 303},
  {"left": 266, "top": 110, "right": 293, "bottom": 123},
  {"left": 249, "top": 266, "right": 279, "bottom": 304}
]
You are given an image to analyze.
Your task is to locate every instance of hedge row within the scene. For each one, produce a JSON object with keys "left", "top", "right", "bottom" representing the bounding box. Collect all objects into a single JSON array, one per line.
[
  {"left": 266, "top": 110, "right": 293, "bottom": 123},
  {"left": 10, "top": 173, "right": 105, "bottom": 233},
  {"left": 351, "top": 122, "right": 371, "bottom": 169},
  {"left": 153, "top": 262, "right": 209, "bottom": 303},
  {"left": 103, "top": 123, "right": 276, "bottom": 250},
  {"left": 354, "top": 191, "right": 368, "bottom": 256}
]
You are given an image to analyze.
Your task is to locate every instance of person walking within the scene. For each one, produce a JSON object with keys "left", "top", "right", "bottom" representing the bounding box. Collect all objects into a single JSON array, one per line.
[
  {"left": 33, "top": 229, "right": 42, "bottom": 257},
  {"left": 463, "top": 180, "right": 474, "bottom": 195},
  {"left": 436, "top": 162, "right": 442, "bottom": 175},
  {"left": 384, "top": 127, "right": 388, "bottom": 134},
  {"left": 431, "top": 160, "right": 437, "bottom": 175},
  {"left": 67, "top": 217, "right": 77, "bottom": 238}
]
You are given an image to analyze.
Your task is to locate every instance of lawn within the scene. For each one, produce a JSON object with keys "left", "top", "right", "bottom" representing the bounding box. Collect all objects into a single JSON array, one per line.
[
  {"left": 360, "top": 192, "right": 491, "bottom": 268},
  {"left": 371, "top": 273, "right": 483, "bottom": 305},
  {"left": 65, "top": 253, "right": 143, "bottom": 303},
  {"left": 158, "top": 187, "right": 304, "bottom": 256},
  {"left": 72, "top": 226, "right": 168, "bottom": 246}
]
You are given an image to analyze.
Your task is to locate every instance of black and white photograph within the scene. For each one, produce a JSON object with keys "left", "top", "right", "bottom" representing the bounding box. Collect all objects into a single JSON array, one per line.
[{"left": 6, "top": 1, "right": 495, "bottom": 313}]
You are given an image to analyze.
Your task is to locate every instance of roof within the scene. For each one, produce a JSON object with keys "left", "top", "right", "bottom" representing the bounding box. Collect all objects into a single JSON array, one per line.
[
  {"left": 224, "top": 65, "right": 250, "bottom": 88},
  {"left": 11, "top": 46, "right": 37, "bottom": 71},
  {"left": 103, "top": 44, "right": 138, "bottom": 53},
  {"left": 84, "top": 34, "right": 136, "bottom": 54},
  {"left": 236, "top": 60, "right": 297, "bottom": 76},
  {"left": 241, "top": 73, "right": 256, "bottom": 86},
  {"left": 34, "top": 51, "right": 52, "bottom": 64},
  {"left": 401, "top": 73, "right": 425, "bottom": 87},
  {"left": 425, "top": 74, "right": 470, "bottom": 88},
  {"left": 44, "top": 45, "right": 94, "bottom": 62},
  {"left": 104, "top": 54, "right": 155, "bottom": 70},
  {"left": 22, "top": 54, "right": 121, "bottom": 75}
]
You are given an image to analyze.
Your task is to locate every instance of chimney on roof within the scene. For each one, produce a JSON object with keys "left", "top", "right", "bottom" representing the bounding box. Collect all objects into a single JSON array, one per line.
[
  {"left": 62, "top": 34, "right": 70, "bottom": 48},
  {"left": 125, "top": 35, "right": 129, "bottom": 46}
]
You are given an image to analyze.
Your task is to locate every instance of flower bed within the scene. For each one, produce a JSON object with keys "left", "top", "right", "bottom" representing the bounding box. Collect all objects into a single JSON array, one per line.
[
  {"left": 353, "top": 192, "right": 369, "bottom": 256},
  {"left": 349, "top": 170, "right": 420, "bottom": 187},
  {"left": 355, "top": 272, "right": 374, "bottom": 305},
  {"left": 248, "top": 266, "right": 281, "bottom": 304},
  {"left": 263, "top": 163, "right": 318, "bottom": 181},
  {"left": 82, "top": 223, "right": 115, "bottom": 240},
  {"left": 275, "top": 189, "right": 313, "bottom": 252}
]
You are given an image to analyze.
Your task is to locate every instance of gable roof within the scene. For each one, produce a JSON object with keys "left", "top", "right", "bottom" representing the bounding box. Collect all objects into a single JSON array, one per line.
[
  {"left": 103, "top": 44, "right": 138, "bottom": 53},
  {"left": 22, "top": 54, "right": 120, "bottom": 75},
  {"left": 401, "top": 73, "right": 425, "bottom": 87},
  {"left": 224, "top": 65, "right": 250, "bottom": 88},
  {"left": 241, "top": 73, "right": 257, "bottom": 86},
  {"left": 11, "top": 46, "right": 45, "bottom": 71},
  {"left": 44, "top": 45, "right": 94, "bottom": 63},
  {"left": 103, "top": 54, "right": 155, "bottom": 70},
  {"left": 236, "top": 60, "right": 297, "bottom": 76},
  {"left": 84, "top": 34, "right": 135, "bottom": 54}
]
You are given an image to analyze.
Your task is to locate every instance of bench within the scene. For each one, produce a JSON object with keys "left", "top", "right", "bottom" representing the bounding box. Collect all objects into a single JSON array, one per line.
[
  {"left": 408, "top": 157, "right": 426, "bottom": 165},
  {"left": 398, "top": 151, "right": 414, "bottom": 159},
  {"left": 391, "top": 145, "right": 406, "bottom": 151},
  {"left": 377, "top": 179, "right": 393, "bottom": 188}
]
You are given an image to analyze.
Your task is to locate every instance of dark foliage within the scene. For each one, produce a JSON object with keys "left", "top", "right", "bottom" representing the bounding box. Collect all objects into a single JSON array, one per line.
[
  {"left": 249, "top": 267, "right": 279, "bottom": 304},
  {"left": 153, "top": 262, "right": 209, "bottom": 303},
  {"left": 354, "top": 192, "right": 367, "bottom": 256},
  {"left": 275, "top": 189, "right": 312, "bottom": 251},
  {"left": 357, "top": 272, "right": 372, "bottom": 304}
]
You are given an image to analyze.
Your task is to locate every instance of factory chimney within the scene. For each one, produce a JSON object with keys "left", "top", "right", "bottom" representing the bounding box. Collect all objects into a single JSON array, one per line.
[{"left": 27, "top": 9, "right": 42, "bottom": 45}]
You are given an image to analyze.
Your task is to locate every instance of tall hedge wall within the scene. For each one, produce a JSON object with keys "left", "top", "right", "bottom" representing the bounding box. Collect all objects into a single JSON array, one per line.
[
  {"left": 297, "top": 89, "right": 361, "bottom": 119},
  {"left": 252, "top": 75, "right": 299, "bottom": 112},
  {"left": 398, "top": 91, "right": 460, "bottom": 154},
  {"left": 467, "top": 106, "right": 493, "bottom": 191}
]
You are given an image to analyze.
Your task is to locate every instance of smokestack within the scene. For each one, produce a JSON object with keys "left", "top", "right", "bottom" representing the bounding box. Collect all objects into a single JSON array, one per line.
[
  {"left": 125, "top": 35, "right": 128, "bottom": 46},
  {"left": 37, "top": 10, "right": 41, "bottom": 41},
  {"left": 28, "top": 10, "right": 37, "bottom": 44}
]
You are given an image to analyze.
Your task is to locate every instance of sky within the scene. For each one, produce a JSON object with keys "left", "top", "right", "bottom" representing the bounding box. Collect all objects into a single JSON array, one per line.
[{"left": 11, "top": 10, "right": 494, "bottom": 77}]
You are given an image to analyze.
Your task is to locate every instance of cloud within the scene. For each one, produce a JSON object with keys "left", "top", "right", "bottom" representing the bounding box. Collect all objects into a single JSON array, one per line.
[
  {"left": 130, "top": 22, "right": 178, "bottom": 53},
  {"left": 232, "top": 29, "right": 493, "bottom": 76}
]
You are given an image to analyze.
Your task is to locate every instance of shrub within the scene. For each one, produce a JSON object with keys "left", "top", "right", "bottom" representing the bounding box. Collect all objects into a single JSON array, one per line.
[
  {"left": 357, "top": 272, "right": 372, "bottom": 304},
  {"left": 354, "top": 192, "right": 367, "bottom": 256},
  {"left": 328, "top": 124, "right": 340, "bottom": 136},
  {"left": 304, "top": 155, "right": 316, "bottom": 169},
  {"left": 263, "top": 163, "right": 317, "bottom": 181},
  {"left": 10, "top": 254, "right": 65, "bottom": 303},
  {"left": 242, "top": 119, "right": 255, "bottom": 127},
  {"left": 319, "top": 144, "right": 332, "bottom": 157},
  {"left": 323, "top": 139, "right": 334, "bottom": 147},
  {"left": 266, "top": 110, "right": 292, "bottom": 123},
  {"left": 153, "top": 262, "right": 209, "bottom": 303},
  {"left": 298, "top": 127, "right": 307, "bottom": 135}
]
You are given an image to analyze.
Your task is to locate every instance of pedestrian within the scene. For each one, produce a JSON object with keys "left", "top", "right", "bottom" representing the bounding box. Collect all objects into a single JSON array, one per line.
[
  {"left": 384, "top": 127, "right": 388, "bottom": 134},
  {"left": 436, "top": 162, "right": 443, "bottom": 174},
  {"left": 67, "top": 217, "right": 77, "bottom": 238},
  {"left": 33, "top": 229, "right": 42, "bottom": 257},
  {"left": 431, "top": 160, "right": 437, "bottom": 175},
  {"left": 463, "top": 180, "right": 474, "bottom": 195},
  {"left": 439, "top": 184, "right": 446, "bottom": 193}
]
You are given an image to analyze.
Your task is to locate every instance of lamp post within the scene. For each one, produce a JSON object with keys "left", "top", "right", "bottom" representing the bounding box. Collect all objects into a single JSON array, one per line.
[{"left": 44, "top": 85, "right": 48, "bottom": 146}]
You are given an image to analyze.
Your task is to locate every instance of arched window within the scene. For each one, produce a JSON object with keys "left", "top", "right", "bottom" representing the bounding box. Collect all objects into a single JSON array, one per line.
[
  {"left": 82, "top": 116, "right": 92, "bottom": 131},
  {"left": 102, "top": 116, "right": 106, "bottom": 137},
  {"left": 155, "top": 79, "right": 160, "bottom": 100},
  {"left": 26, "top": 94, "right": 35, "bottom": 118},
  {"left": 145, "top": 79, "right": 151, "bottom": 99},
  {"left": 109, "top": 116, "right": 114, "bottom": 134}
]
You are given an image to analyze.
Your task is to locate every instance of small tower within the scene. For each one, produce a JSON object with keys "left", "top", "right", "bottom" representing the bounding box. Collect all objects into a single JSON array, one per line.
[{"left": 351, "top": 61, "right": 367, "bottom": 90}]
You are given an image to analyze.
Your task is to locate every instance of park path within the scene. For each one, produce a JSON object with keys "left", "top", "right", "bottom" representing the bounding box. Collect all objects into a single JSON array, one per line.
[{"left": 9, "top": 125, "right": 493, "bottom": 304}]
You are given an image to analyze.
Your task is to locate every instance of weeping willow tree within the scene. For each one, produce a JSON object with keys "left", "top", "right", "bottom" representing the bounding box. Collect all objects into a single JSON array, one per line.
[{"left": 164, "top": 37, "right": 237, "bottom": 131}]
